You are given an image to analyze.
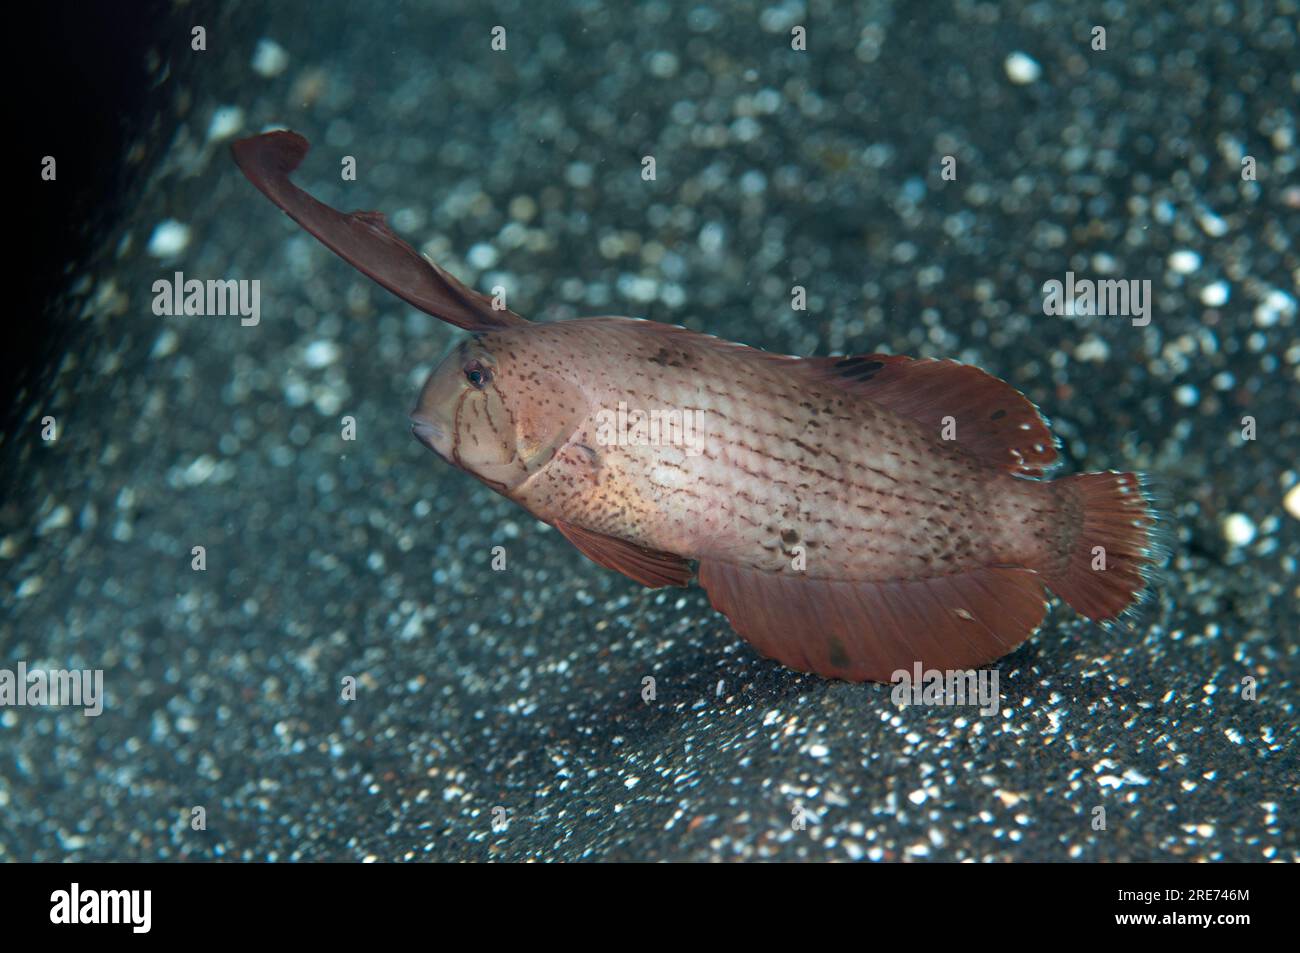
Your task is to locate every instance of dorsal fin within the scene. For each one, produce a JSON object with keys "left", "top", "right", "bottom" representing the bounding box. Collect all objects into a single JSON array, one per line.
[
  {"left": 562, "top": 321, "right": 1059, "bottom": 477},
  {"left": 799, "top": 354, "right": 1060, "bottom": 478},
  {"left": 231, "top": 130, "right": 527, "bottom": 332},
  {"left": 552, "top": 520, "right": 694, "bottom": 588}
]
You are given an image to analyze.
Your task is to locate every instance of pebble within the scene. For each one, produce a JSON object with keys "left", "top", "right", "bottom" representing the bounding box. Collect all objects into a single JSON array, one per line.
[
  {"left": 303, "top": 340, "right": 341, "bottom": 368},
  {"left": 1222, "top": 513, "right": 1256, "bottom": 547},
  {"left": 206, "top": 106, "right": 244, "bottom": 143},
  {"left": 1004, "top": 52, "right": 1042, "bottom": 85},
  {"left": 1201, "top": 281, "right": 1230, "bottom": 307},
  {"left": 251, "top": 39, "right": 289, "bottom": 78},
  {"left": 146, "top": 220, "right": 191, "bottom": 258},
  {"left": 467, "top": 243, "right": 499, "bottom": 270},
  {"left": 1253, "top": 289, "right": 1295, "bottom": 327},
  {"left": 1284, "top": 484, "right": 1300, "bottom": 522}
]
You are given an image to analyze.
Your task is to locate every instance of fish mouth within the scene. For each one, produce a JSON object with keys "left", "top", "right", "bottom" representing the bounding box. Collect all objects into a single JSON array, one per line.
[{"left": 409, "top": 414, "right": 445, "bottom": 454}]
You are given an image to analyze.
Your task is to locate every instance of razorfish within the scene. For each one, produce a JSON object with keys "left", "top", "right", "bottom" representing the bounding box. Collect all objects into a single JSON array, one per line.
[{"left": 232, "top": 131, "right": 1162, "bottom": 682}]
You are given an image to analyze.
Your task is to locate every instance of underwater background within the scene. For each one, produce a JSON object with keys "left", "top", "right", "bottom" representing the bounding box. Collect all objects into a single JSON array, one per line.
[{"left": 3, "top": 0, "right": 1297, "bottom": 861}]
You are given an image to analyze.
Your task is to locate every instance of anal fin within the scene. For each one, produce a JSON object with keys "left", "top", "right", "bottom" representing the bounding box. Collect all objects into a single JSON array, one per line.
[
  {"left": 698, "top": 561, "right": 1048, "bottom": 682},
  {"left": 553, "top": 521, "right": 694, "bottom": 589}
]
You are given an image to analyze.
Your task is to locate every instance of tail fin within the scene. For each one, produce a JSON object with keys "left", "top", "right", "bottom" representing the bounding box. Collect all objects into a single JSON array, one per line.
[{"left": 1041, "top": 471, "right": 1164, "bottom": 620}]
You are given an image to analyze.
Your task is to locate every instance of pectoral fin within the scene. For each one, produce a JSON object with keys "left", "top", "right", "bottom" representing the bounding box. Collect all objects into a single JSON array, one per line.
[{"left": 553, "top": 521, "right": 694, "bottom": 589}]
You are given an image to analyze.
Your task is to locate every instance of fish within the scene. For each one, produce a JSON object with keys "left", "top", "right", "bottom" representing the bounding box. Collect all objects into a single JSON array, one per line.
[{"left": 232, "top": 130, "right": 1163, "bottom": 683}]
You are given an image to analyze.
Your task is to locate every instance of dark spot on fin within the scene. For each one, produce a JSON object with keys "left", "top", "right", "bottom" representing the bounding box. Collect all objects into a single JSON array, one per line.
[
  {"left": 834, "top": 357, "right": 885, "bottom": 381},
  {"left": 990, "top": 408, "right": 1007, "bottom": 420},
  {"left": 828, "top": 637, "right": 850, "bottom": 670},
  {"left": 845, "top": 360, "right": 885, "bottom": 381}
]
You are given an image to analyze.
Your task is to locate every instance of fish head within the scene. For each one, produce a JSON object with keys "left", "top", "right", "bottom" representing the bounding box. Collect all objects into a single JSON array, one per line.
[{"left": 410, "top": 332, "right": 588, "bottom": 493}]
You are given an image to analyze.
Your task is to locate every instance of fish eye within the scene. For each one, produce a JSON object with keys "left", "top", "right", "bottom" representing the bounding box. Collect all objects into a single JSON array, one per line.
[{"left": 464, "top": 359, "right": 491, "bottom": 389}]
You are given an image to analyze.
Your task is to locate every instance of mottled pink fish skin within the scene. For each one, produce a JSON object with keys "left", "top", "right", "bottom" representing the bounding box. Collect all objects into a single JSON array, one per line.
[{"left": 476, "top": 317, "right": 1068, "bottom": 582}]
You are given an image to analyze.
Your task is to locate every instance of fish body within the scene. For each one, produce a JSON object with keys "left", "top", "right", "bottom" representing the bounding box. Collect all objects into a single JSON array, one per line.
[
  {"left": 234, "top": 131, "right": 1161, "bottom": 682},
  {"left": 483, "top": 318, "right": 1049, "bottom": 579}
]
